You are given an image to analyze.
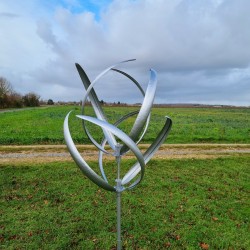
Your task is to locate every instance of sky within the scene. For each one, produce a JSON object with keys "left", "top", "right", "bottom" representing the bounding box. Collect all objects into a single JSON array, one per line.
[{"left": 0, "top": 0, "right": 250, "bottom": 106}]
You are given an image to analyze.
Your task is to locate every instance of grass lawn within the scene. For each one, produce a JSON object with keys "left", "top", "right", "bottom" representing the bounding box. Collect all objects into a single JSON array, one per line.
[
  {"left": 0, "top": 105, "right": 249, "bottom": 144},
  {"left": 1, "top": 156, "right": 249, "bottom": 249}
]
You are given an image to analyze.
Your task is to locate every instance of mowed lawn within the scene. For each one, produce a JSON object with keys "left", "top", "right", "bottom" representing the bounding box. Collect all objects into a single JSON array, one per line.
[
  {"left": 0, "top": 105, "right": 249, "bottom": 144},
  {"left": 1, "top": 157, "right": 249, "bottom": 249}
]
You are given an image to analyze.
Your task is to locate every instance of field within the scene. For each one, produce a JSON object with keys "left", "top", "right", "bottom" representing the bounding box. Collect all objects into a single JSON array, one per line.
[
  {"left": 0, "top": 105, "right": 250, "bottom": 144},
  {"left": 1, "top": 157, "right": 249, "bottom": 249},
  {"left": 1, "top": 106, "right": 249, "bottom": 249}
]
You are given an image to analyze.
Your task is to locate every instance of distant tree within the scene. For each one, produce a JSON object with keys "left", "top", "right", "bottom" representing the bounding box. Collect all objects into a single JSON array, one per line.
[
  {"left": 23, "top": 92, "right": 40, "bottom": 107},
  {"left": 0, "top": 77, "right": 43, "bottom": 109},
  {"left": 0, "top": 77, "right": 12, "bottom": 95},
  {"left": 0, "top": 77, "right": 13, "bottom": 108},
  {"left": 117, "top": 101, "right": 121, "bottom": 105},
  {"left": 9, "top": 92, "right": 23, "bottom": 108},
  {"left": 47, "top": 99, "right": 54, "bottom": 105}
]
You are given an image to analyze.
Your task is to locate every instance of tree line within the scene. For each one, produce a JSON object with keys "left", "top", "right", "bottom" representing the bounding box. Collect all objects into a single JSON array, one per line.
[{"left": 0, "top": 77, "right": 40, "bottom": 109}]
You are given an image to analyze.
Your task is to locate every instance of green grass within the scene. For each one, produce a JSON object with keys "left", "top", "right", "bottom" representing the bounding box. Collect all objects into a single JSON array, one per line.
[
  {"left": 1, "top": 156, "right": 249, "bottom": 249},
  {"left": 0, "top": 105, "right": 250, "bottom": 145}
]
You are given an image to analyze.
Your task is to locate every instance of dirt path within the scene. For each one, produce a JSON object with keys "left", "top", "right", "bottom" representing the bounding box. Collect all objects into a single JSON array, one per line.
[{"left": 0, "top": 144, "right": 249, "bottom": 165}]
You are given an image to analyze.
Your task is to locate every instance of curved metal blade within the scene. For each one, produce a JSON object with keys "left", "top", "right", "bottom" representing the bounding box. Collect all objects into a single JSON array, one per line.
[
  {"left": 75, "top": 63, "right": 106, "bottom": 120},
  {"left": 110, "top": 68, "right": 151, "bottom": 152},
  {"left": 98, "top": 110, "right": 140, "bottom": 182},
  {"left": 77, "top": 115, "right": 146, "bottom": 187},
  {"left": 120, "top": 69, "right": 157, "bottom": 154},
  {"left": 122, "top": 116, "right": 172, "bottom": 186},
  {"left": 79, "top": 59, "right": 136, "bottom": 151},
  {"left": 81, "top": 59, "right": 136, "bottom": 106},
  {"left": 75, "top": 63, "right": 117, "bottom": 152},
  {"left": 64, "top": 111, "right": 116, "bottom": 192},
  {"left": 111, "top": 68, "right": 145, "bottom": 96},
  {"left": 84, "top": 124, "right": 112, "bottom": 155},
  {"left": 98, "top": 138, "right": 109, "bottom": 183}
]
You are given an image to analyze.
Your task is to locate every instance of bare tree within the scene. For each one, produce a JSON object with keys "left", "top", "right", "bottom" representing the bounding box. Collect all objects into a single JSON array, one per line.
[
  {"left": 0, "top": 77, "right": 13, "bottom": 108},
  {"left": 0, "top": 77, "right": 12, "bottom": 95}
]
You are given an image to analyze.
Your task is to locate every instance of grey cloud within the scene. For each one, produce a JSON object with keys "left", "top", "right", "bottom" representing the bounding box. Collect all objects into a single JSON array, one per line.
[
  {"left": 37, "top": 20, "right": 58, "bottom": 47},
  {"left": 1, "top": 0, "right": 250, "bottom": 105},
  {"left": 0, "top": 12, "right": 19, "bottom": 18},
  {"left": 156, "top": 67, "right": 250, "bottom": 106}
]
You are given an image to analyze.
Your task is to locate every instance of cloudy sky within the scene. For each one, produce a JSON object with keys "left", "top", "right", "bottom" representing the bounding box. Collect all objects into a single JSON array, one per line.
[{"left": 0, "top": 0, "right": 250, "bottom": 106}]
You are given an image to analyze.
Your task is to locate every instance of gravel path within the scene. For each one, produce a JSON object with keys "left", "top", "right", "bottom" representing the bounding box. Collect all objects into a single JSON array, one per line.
[{"left": 1, "top": 144, "right": 249, "bottom": 165}]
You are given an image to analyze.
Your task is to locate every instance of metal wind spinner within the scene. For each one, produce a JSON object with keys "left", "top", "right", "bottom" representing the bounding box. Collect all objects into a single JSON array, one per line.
[{"left": 64, "top": 59, "right": 172, "bottom": 249}]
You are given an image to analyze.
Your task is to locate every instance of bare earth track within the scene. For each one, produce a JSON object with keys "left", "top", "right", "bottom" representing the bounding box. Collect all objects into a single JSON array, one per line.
[{"left": 1, "top": 144, "right": 249, "bottom": 165}]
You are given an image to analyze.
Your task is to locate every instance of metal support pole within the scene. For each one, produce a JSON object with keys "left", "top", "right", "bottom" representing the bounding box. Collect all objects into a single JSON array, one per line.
[
  {"left": 115, "top": 143, "right": 122, "bottom": 250},
  {"left": 116, "top": 190, "right": 122, "bottom": 250}
]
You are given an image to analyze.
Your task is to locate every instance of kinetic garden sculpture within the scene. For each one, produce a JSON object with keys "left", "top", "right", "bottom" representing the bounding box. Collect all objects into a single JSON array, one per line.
[{"left": 64, "top": 59, "right": 172, "bottom": 249}]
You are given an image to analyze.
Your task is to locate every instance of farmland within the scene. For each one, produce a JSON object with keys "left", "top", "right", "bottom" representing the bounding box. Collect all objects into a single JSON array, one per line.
[
  {"left": 0, "top": 105, "right": 249, "bottom": 145},
  {"left": 1, "top": 105, "right": 249, "bottom": 249}
]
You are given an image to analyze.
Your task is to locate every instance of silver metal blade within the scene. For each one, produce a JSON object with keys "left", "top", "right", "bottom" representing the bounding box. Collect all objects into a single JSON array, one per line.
[{"left": 64, "top": 111, "right": 116, "bottom": 191}]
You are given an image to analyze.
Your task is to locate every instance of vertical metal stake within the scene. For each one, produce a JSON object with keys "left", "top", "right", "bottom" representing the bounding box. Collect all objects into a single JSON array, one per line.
[
  {"left": 117, "top": 190, "right": 122, "bottom": 250},
  {"left": 115, "top": 143, "right": 122, "bottom": 250}
]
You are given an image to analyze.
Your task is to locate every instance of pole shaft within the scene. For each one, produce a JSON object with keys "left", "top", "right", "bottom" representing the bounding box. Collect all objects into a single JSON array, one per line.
[
  {"left": 115, "top": 144, "right": 122, "bottom": 250},
  {"left": 117, "top": 191, "right": 121, "bottom": 250}
]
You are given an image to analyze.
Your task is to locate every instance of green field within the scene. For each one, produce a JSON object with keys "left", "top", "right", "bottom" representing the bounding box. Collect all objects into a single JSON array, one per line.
[
  {"left": 1, "top": 157, "right": 249, "bottom": 249},
  {"left": 0, "top": 105, "right": 249, "bottom": 145},
  {"left": 1, "top": 106, "right": 249, "bottom": 249}
]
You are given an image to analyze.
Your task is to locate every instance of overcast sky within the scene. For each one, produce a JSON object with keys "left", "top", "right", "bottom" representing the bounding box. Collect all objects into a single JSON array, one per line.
[{"left": 0, "top": 0, "right": 250, "bottom": 106}]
